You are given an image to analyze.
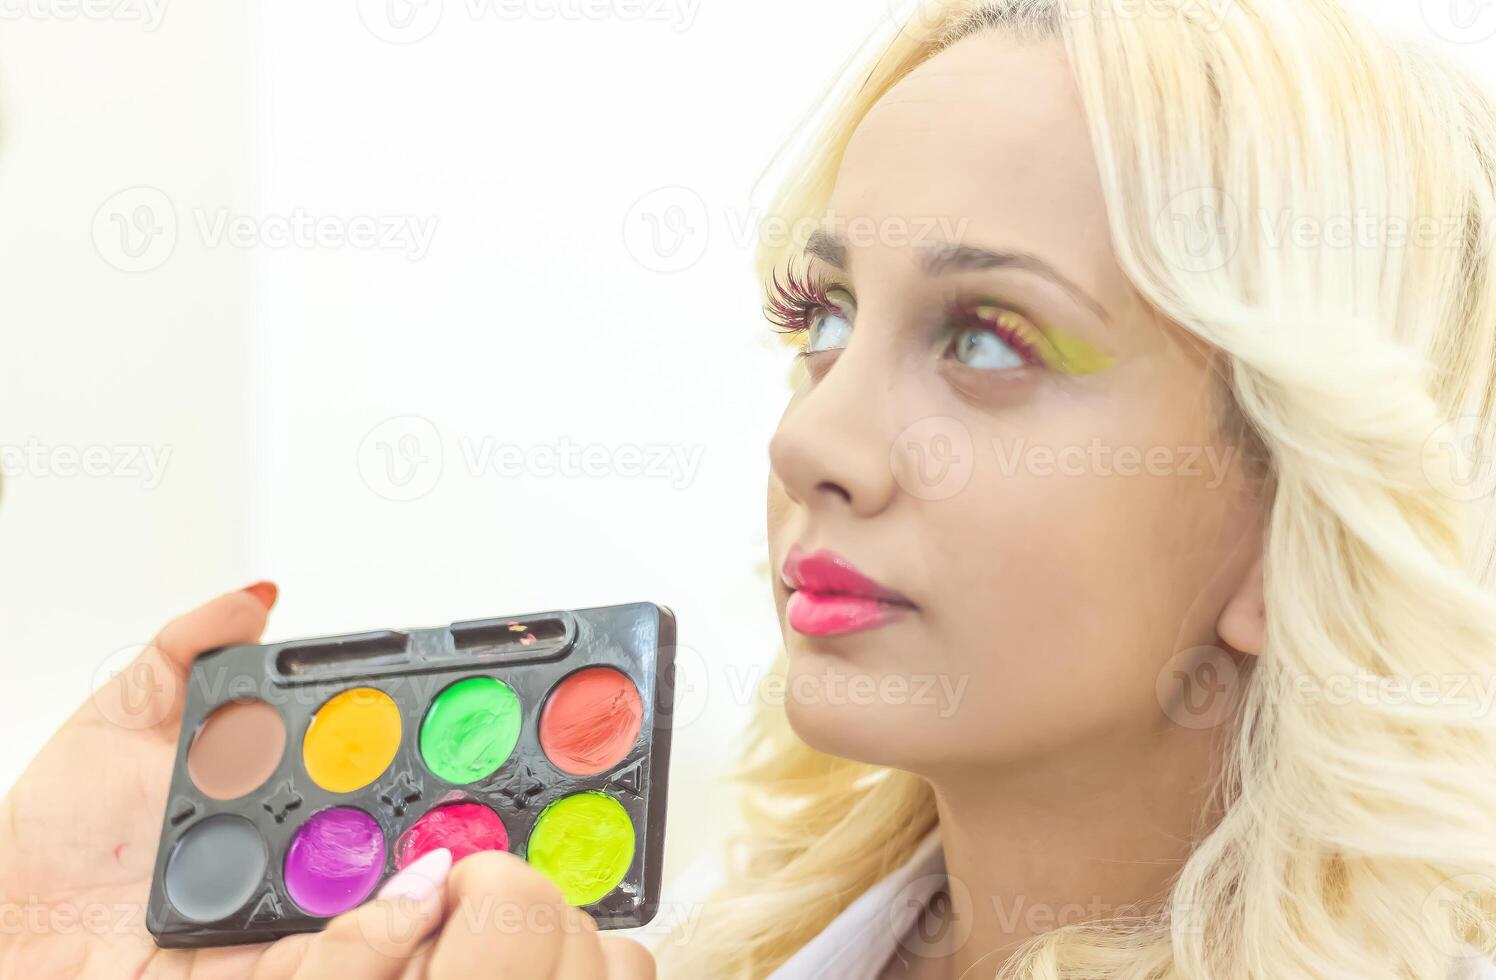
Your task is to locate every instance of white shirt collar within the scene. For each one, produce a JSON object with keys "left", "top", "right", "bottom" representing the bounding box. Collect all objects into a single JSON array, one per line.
[{"left": 767, "top": 827, "right": 945, "bottom": 979}]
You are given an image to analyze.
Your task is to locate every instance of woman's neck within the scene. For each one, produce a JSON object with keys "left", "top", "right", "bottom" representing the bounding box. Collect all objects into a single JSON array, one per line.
[{"left": 919, "top": 725, "right": 1225, "bottom": 979}]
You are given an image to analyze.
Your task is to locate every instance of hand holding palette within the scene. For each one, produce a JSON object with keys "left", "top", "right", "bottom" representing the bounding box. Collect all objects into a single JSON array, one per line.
[{"left": 145, "top": 602, "right": 675, "bottom": 948}]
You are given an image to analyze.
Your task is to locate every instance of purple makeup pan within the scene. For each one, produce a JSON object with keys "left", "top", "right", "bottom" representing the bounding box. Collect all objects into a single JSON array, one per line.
[{"left": 283, "top": 807, "right": 386, "bottom": 916}]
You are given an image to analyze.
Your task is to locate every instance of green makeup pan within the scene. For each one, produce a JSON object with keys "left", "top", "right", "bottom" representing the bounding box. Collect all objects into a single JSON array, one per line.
[
  {"left": 145, "top": 604, "right": 676, "bottom": 950},
  {"left": 420, "top": 676, "right": 523, "bottom": 784}
]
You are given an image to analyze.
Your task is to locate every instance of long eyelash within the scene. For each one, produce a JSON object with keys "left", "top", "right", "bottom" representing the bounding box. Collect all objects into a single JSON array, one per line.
[
  {"left": 760, "top": 267, "right": 1047, "bottom": 371},
  {"left": 762, "top": 260, "right": 843, "bottom": 336},
  {"left": 946, "top": 297, "right": 1046, "bottom": 368}
]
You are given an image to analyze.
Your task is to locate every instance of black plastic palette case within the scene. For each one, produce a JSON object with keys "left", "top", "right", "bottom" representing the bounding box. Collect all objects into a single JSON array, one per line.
[{"left": 145, "top": 601, "right": 676, "bottom": 948}]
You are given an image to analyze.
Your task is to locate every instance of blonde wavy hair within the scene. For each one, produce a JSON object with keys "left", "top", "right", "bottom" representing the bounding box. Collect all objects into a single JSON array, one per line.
[{"left": 659, "top": 1, "right": 1496, "bottom": 977}]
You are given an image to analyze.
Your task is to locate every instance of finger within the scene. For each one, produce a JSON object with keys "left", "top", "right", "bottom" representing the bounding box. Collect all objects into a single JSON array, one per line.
[
  {"left": 599, "top": 936, "right": 656, "bottom": 979},
  {"left": 549, "top": 906, "right": 607, "bottom": 979},
  {"left": 290, "top": 848, "right": 453, "bottom": 980},
  {"left": 428, "top": 851, "right": 570, "bottom": 979},
  {"left": 151, "top": 582, "right": 277, "bottom": 673}
]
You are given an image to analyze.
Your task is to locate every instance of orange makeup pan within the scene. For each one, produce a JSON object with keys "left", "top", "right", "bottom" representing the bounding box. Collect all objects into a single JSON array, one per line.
[{"left": 539, "top": 667, "right": 644, "bottom": 776}]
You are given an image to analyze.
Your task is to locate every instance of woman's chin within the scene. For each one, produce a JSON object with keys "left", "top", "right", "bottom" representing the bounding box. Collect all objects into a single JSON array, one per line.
[{"left": 780, "top": 649, "right": 964, "bottom": 770}]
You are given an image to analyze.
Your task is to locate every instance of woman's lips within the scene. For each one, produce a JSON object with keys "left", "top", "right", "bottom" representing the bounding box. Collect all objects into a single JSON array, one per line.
[
  {"left": 781, "top": 545, "right": 915, "bottom": 637},
  {"left": 786, "top": 592, "right": 909, "bottom": 636}
]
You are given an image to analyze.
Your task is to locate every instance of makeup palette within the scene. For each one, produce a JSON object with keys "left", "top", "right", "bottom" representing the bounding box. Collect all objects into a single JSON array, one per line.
[{"left": 145, "top": 602, "right": 675, "bottom": 948}]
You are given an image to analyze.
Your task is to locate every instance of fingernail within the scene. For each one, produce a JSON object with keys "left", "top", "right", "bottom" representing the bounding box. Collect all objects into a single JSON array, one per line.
[
  {"left": 243, "top": 581, "right": 278, "bottom": 611},
  {"left": 377, "top": 848, "right": 452, "bottom": 903}
]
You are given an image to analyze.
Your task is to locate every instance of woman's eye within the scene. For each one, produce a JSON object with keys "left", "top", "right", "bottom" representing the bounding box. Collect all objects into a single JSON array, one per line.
[
  {"left": 950, "top": 326, "right": 1026, "bottom": 370},
  {"left": 806, "top": 289, "right": 855, "bottom": 353}
]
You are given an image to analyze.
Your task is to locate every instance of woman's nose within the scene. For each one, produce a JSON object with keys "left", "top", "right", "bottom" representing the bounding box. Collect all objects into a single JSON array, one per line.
[{"left": 768, "top": 341, "right": 899, "bottom": 520}]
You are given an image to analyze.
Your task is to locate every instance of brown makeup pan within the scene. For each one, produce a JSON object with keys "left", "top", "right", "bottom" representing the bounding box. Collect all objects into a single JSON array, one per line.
[{"left": 186, "top": 700, "right": 288, "bottom": 801}]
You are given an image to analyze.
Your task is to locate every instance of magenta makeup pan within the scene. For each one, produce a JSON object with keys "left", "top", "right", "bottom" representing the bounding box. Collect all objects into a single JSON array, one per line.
[
  {"left": 396, "top": 802, "right": 510, "bottom": 868},
  {"left": 146, "top": 603, "right": 676, "bottom": 949}
]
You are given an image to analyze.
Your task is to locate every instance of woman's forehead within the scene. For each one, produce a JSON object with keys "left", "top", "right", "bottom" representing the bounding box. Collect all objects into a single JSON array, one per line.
[
  {"left": 826, "top": 34, "right": 1124, "bottom": 315},
  {"left": 837, "top": 36, "right": 1095, "bottom": 203}
]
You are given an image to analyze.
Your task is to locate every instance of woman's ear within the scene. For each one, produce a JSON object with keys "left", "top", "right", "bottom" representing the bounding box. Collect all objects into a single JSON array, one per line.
[{"left": 1217, "top": 551, "right": 1265, "bottom": 657}]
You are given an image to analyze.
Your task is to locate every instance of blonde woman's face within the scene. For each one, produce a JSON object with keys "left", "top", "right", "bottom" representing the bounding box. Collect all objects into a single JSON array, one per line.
[{"left": 765, "top": 33, "right": 1266, "bottom": 773}]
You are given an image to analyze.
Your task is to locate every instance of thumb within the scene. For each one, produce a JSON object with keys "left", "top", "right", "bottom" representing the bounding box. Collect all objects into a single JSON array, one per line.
[
  {"left": 151, "top": 581, "right": 277, "bottom": 673},
  {"left": 90, "top": 582, "right": 277, "bottom": 734}
]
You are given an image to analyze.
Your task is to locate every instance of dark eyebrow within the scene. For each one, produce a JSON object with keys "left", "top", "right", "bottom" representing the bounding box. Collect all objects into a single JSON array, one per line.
[
  {"left": 804, "top": 229, "right": 847, "bottom": 269},
  {"left": 801, "top": 232, "right": 1110, "bottom": 325}
]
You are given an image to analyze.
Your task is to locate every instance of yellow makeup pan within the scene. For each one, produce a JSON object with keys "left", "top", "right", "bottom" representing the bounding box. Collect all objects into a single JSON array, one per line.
[{"left": 302, "top": 687, "right": 402, "bottom": 793}]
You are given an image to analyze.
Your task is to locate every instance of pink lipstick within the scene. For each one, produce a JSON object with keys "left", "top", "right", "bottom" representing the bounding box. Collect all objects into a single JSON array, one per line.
[{"left": 781, "top": 545, "right": 915, "bottom": 637}]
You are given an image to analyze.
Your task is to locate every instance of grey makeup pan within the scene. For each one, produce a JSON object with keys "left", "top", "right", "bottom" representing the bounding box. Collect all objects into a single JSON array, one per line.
[{"left": 163, "top": 814, "right": 268, "bottom": 923}]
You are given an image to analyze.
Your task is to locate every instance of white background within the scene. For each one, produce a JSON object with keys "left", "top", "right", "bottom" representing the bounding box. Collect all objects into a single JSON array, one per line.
[{"left": 0, "top": 0, "right": 1493, "bottom": 929}]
